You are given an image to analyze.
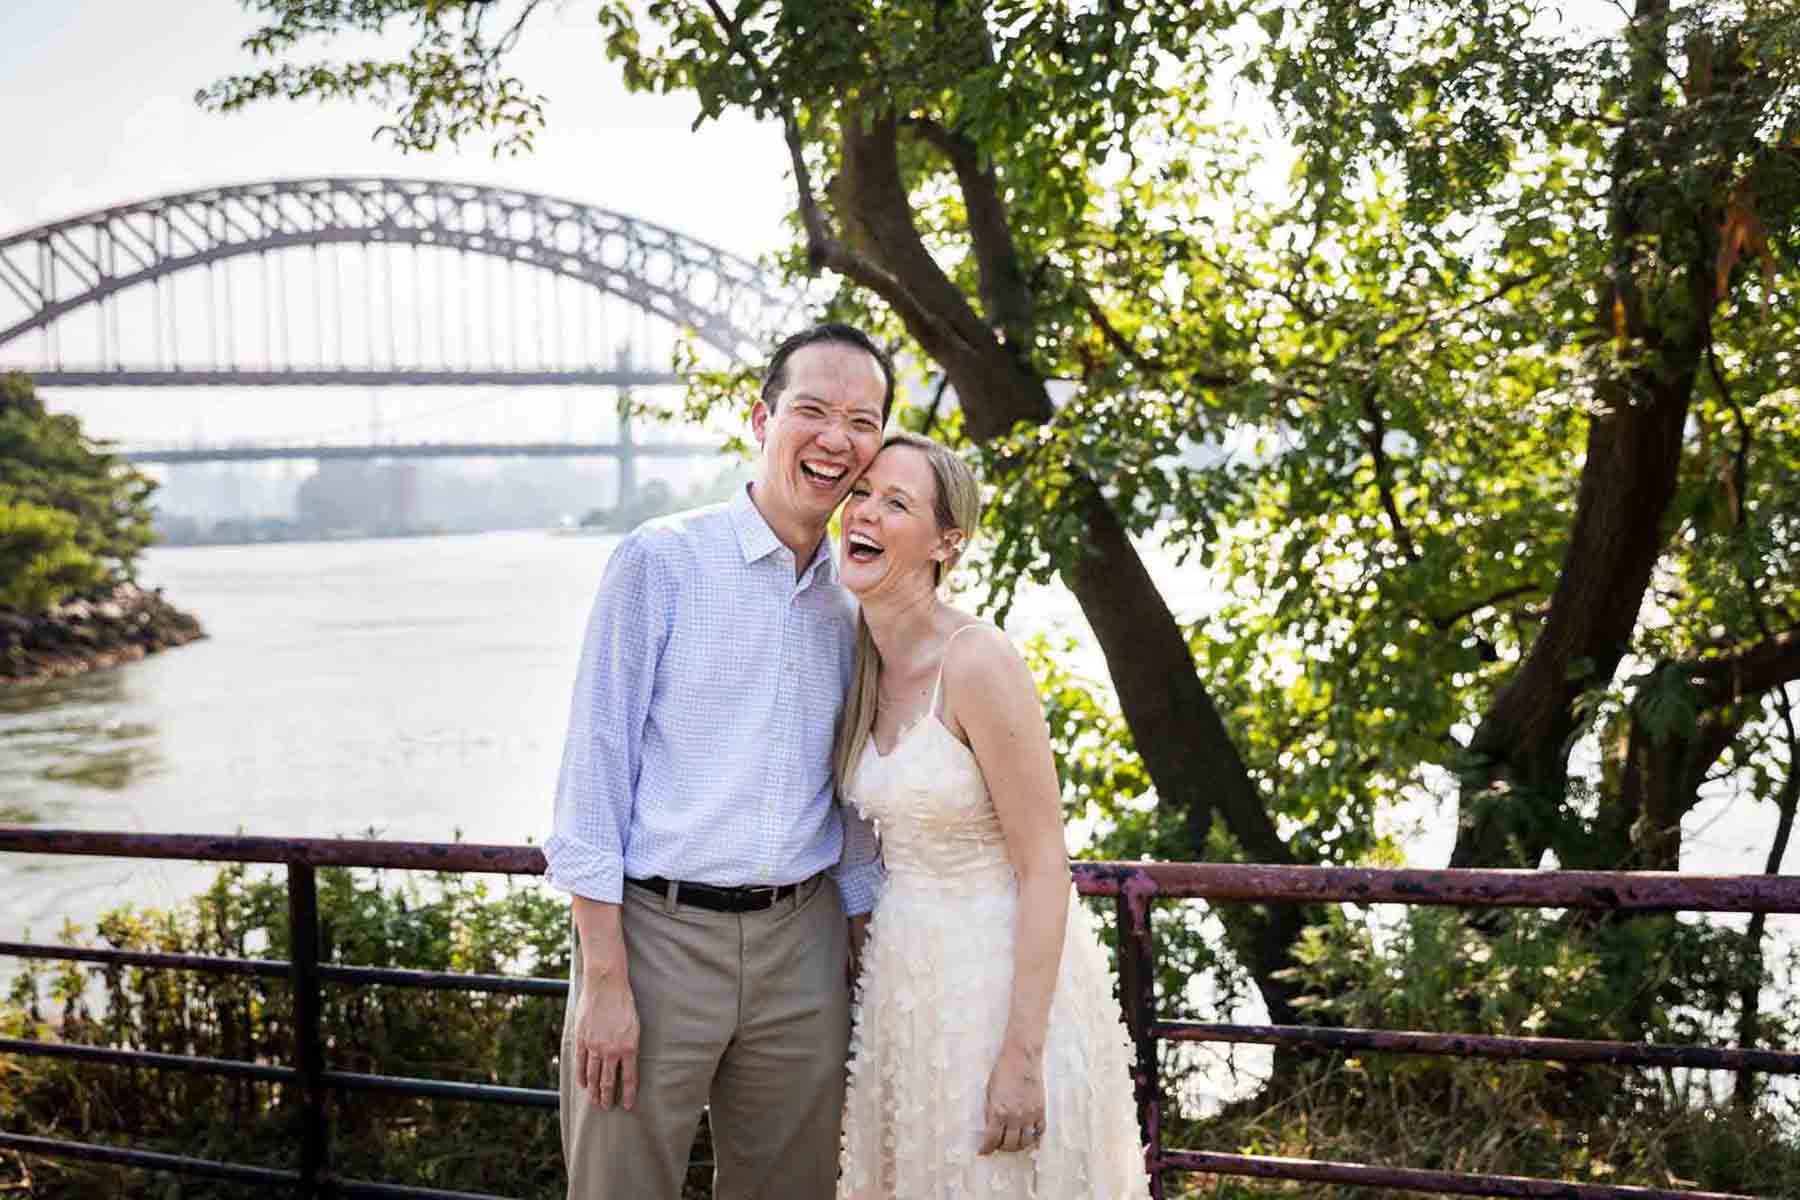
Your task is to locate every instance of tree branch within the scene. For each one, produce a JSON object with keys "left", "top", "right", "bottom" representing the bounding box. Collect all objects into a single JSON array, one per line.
[
  {"left": 1707, "top": 342, "right": 1751, "bottom": 533},
  {"left": 1427, "top": 584, "right": 1546, "bottom": 632},
  {"left": 1684, "top": 627, "right": 1800, "bottom": 707},
  {"left": 1377, "top": 269, "right": 1551, "bottom": 346},
  {"left": 834, "top": 111, "right": 1052, "bottom": 436},
  {"left": 1736, "top": 679, "right": 1799, "bottom": 1104},
  {"left": 902, "top": 115, "right": 1032, "bottom": 342},
  {"left": 1356, "top": 378, "right": 1419, "bottom": 562},
  {"left": 920, "top": 370, "right": 951, "bottom": 436},
  {"left": 484, "top": 0, "right": 545, "bottom": 63},
  {"left": 693, "top": 0, "right": 956, "bottom": 348}
]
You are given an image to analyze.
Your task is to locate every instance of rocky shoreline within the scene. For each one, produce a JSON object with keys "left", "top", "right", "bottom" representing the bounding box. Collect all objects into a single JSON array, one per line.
[{"left": 0, "top": 584, "right": 205, "bottom": 685}]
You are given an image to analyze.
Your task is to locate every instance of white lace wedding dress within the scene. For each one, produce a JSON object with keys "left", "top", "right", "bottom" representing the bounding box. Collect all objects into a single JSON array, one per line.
[{"left": 837, "top": 647, "right": 1151, "bottom": 1199}]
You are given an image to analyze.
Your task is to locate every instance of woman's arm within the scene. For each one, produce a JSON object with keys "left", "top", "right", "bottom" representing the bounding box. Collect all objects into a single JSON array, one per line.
[{"left": 946, "top": 625, "right": 1070, "bottom": 1155}]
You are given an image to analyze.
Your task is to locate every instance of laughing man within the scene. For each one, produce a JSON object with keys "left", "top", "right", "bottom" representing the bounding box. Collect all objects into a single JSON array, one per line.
[{"left": 546, "top": 323, "right": 892, "bottom": 1200}]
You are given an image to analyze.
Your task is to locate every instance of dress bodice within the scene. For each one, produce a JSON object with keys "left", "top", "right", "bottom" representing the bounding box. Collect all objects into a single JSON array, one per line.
[{"left": 846, "top": 629, "right": 1015, "bottom": 889}]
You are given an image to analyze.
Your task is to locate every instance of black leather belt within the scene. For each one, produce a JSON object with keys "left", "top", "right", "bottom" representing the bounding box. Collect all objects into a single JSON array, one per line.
[{"left": 627, "top": 875, "right": 807, "bottom": 913}]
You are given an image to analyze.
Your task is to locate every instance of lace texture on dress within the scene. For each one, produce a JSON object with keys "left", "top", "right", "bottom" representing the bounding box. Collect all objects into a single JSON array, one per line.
[{"left": 837, "top": 700, "right": 1150, "bottom": 1200}]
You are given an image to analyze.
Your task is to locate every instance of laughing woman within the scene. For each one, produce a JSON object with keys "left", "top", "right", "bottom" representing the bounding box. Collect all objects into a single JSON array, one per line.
[{"left": 834, "top": 431, "right": 1148, "bottom": 1199}]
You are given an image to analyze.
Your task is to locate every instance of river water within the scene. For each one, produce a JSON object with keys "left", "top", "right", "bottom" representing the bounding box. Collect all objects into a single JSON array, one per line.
[
  {"left": 0, "top": 531, "right": 623, "bottom": 946},
  {"left": 2, "top": 530, "right": 1792, "bottom": 1005},
  {"left": 0, "top": 529, "right": 1122, "bottom": 949}
]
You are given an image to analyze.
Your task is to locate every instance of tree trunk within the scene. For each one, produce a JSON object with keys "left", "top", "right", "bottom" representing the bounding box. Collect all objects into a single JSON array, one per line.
[
  {"left": 1451, "top": 0, "right": 1717, "bottom": 868},
  {"left": 1598, "top": 706, "right": 1745, "bottom": 871}
]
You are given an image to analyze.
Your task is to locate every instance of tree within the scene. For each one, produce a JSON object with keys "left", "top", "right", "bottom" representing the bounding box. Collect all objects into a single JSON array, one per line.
[
  {"left": 206, "top": 0, "right": 1800, "bottom": 1068},
  {"left": 0, "top": 373, "right": 157, "bottom": 611}
]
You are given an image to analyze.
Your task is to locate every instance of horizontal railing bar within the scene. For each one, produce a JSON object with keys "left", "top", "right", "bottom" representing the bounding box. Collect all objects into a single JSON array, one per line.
[
  {"left": 1156, "top": 1022, "right": 1800, "bottom": 1074},
  {"left": 333, "top": 1179, "right": 517, "bottom": 1199},
  {"left": 0, "top": 1130, "right": 300, "bottom": 1187},
  {"left": 0, "top": 828, "right": 544, "bottom": 873},
  {"left": 324, "top": 1069, "right": 558, "bottom": 1108},
  {"left": 319, "top": 963, "right": 567, "bottom": 997},
  {"left": 1160, "top": 1149, "right": 1759, "bottom": 1199},
  {"left": 5, "top": 830, "right": 1797, "bottom": 911},
  {"left": 0, "top": 941, "right": 564, "bottom": 998},
  {"left": 0, "top": 1037, "right": 296, "bottom": 1083},
  {"left": 333, "top": 1162, "right": 707, "bottom": 1200},
  {"left": 1074, "top": 861, "right": 1800, "bottom": 911},
  {"left": 0, "top": 939, "right": 287, "bottom": 978}
]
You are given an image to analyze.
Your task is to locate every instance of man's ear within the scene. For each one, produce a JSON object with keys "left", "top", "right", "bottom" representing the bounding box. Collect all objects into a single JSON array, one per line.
[{"left": 750, "top": 399, "right": 771, "bottom": 447}]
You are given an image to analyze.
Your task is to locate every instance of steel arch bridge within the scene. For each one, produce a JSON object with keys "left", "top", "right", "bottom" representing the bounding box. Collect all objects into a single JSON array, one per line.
[{"left": 0, "top": 177, "right": 801, "bottom": 386}]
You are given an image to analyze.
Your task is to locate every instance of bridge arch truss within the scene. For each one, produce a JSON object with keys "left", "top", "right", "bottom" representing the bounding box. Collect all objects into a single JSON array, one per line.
[{"left": 0, "top": 177, "right": 801, "bottom": 384}]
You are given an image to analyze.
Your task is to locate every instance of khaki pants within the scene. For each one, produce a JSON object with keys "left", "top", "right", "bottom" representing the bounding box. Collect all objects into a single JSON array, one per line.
[{"left": 559, "top": 876, "right": 850, "bottom": 1200}]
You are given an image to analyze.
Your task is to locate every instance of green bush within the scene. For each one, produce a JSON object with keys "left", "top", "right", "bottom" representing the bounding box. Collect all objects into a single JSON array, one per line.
[
  {"left": 2, "top": 863, "right": 616, "bottom": 1197},
  {"left": 0, "top": 372, "right": 157, "bottom": 610},
  {"left": 7, "top": 864, "right": 1796, "bottom": 1198},
  {"left": 1169, "top": 906, "right": 1800, "bottom": 1197},
  {"left": 0, "top": 499, "right": 104, "bottom": 614}
]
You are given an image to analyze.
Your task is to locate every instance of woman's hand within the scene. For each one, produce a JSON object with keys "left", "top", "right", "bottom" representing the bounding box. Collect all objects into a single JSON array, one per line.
[{"left": 978, "top": 1043, "right": 1047, "bottom": 1155}]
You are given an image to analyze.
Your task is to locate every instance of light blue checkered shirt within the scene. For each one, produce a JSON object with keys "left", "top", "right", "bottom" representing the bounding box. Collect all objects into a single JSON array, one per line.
[{"left": 545, "top": 484, "right": 883, "bottom": 916}]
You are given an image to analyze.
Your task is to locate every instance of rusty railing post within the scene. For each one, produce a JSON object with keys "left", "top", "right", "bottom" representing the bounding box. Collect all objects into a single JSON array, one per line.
[
  {"left": 288, "top": 863, "right": 329, "bottom": 1196},
  {"left": 1115, "top": 875, "right": 1164, "bottom": 1200}
]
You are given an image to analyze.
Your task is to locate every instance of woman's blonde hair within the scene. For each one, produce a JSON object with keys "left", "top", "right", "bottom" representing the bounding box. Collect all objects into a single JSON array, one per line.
[{"left": 833, "top": 432, "right": 982, "bottom": 796}]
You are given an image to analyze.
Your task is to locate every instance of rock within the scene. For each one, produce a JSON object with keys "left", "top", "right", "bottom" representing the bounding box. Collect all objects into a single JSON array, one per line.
[{"left": 1, "top": 586, "right": 205, "bottom": 685}]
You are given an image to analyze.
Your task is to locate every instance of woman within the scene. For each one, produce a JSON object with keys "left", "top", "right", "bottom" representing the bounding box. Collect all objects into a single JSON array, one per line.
[{"left": 835, "top": 431, "right": 1148, "bottom": 1198}]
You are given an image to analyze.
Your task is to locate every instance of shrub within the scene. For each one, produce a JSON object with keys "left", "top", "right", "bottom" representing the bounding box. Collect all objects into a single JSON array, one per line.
[
  {"left": 1167, "top": 906, "right": 1800, "bottom": 1197},
  {"left": 0, "top": 371, "right": 157, "bottom": 610},
  {"left": 6, "top": 865, "right": 1795, "bottom": 1198},
  {"left": 0, "top": 500, "right": 103, "bottom": 614},
  {"left": 0, "top": 862, "right": 721, "bottom": 1197}
]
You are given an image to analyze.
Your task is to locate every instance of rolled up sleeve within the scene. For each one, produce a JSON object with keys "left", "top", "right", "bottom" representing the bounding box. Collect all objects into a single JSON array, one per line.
[
  {"left": 830, "top": 802, "right": 884, "bottom": 917},
  {"left": 544, "top": 532, "right": 672, "bottom": 903}
]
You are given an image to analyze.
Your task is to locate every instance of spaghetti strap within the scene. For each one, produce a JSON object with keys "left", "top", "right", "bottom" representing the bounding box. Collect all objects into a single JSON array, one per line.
[{"left": 928, "top": 622, "right": 991, "bottom": 718}]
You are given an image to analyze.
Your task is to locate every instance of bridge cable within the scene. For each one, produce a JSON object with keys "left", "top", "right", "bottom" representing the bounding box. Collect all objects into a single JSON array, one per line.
[
  {"left": 412, "top": 243, "right": 423, "bottom": 369},
  {"left": 205, "top": 257, "right": 218, "bottom": 371},
  {"left": 260, "top": 251, "right": 272, "bottom": 369},
  {"left": 223, "top": 247, "right": 236, "bottom": 368},
  {"left": 386, "top": 240, "right": 398, "bottom": 369}
]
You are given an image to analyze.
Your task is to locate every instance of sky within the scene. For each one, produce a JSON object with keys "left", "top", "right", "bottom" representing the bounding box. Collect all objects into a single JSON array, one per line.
[
  {"left": 0, "top": 0, "right": 1629, "bottom": 453},
  {"left": 0, "top": 0, "right": 796, "bottom": 448},
  {"left": 0, "top": 2, "right": 791, "bottom": 251}
]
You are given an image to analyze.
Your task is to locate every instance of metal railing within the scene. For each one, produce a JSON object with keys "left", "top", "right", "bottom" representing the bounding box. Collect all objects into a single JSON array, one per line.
[{"left": 2, "top": 828, "right": 1798, "bottom": 1198}]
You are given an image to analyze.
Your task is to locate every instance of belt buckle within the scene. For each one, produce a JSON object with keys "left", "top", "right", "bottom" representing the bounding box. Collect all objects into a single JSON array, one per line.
[{"left": 745, "top": 884, "right": 781, "bottom": 909}]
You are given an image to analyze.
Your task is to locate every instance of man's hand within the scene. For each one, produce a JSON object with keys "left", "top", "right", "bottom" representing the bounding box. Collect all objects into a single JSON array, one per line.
[
  {"left": 574, "top": 968, "right": 639, "bottom": 1109},
  {"left": 571, "top": 896, "right": 638, "bottom": 1110}
]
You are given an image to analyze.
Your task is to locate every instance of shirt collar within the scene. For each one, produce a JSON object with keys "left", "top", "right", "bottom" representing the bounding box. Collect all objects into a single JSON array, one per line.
[{"left": 728, "top": 484, "right": 840, "bottom": 585}]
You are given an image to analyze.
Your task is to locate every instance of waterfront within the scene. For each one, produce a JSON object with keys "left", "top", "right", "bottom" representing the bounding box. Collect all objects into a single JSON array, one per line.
[
  {"left": 1, "top": 527, "right": 1791, "bottom": 965},
  {"left": 0, "top": 527, "right": 1110, "bottom": 951},
  {"left": 0, "top": 531, "right": 620, "bottom": 947}
]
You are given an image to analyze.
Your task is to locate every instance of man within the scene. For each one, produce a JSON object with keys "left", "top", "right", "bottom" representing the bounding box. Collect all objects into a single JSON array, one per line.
[{"left": 545, "top": 323, "right": 892, "bottom": 1199}]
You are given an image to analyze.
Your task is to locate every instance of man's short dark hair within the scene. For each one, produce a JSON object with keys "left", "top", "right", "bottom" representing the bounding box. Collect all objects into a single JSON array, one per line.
[{"left": 760, "top": 323, "right": 896, "bottom": 422}]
